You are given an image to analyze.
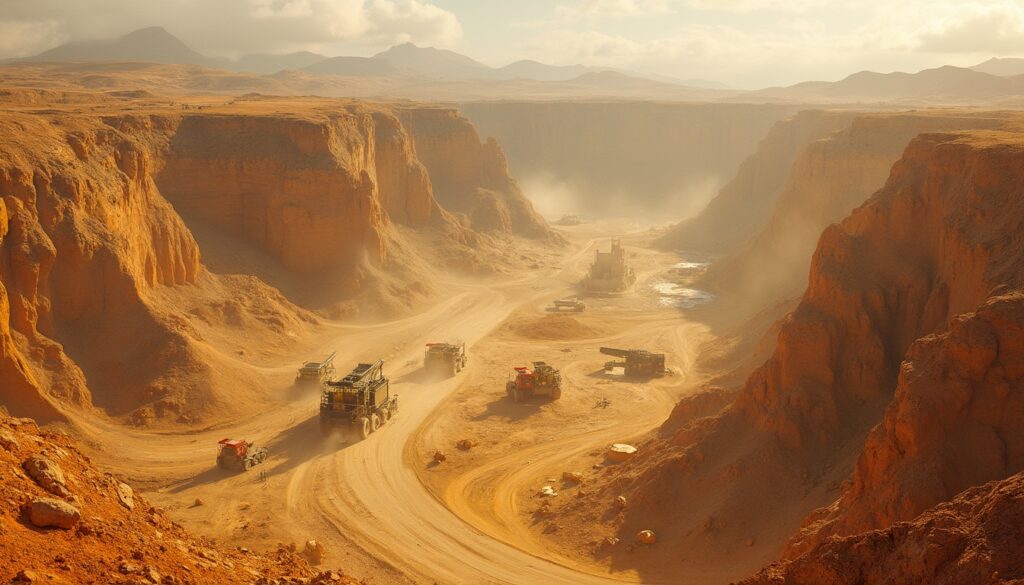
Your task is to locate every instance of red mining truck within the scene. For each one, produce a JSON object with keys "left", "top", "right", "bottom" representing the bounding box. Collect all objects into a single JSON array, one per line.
[
  {"left": 506, "top": 361, "right": 562, "bottom": 402},
  {"left": 216, "top": 438, "right": 268, "bottom": 471}
]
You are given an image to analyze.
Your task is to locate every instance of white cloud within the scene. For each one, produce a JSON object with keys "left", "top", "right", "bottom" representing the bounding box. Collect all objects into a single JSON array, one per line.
[
  {"left": 554, "top": 0, "right": 673, "bottom": 19},
  {"left": 0, "top": 20, "right": 65, "bottom": 57},
  {"left": 0, "top": 0, "right": 462, "bottom": 58},
  {"left": 915, "top": 2, "right": 1024, "bottom": 53}
]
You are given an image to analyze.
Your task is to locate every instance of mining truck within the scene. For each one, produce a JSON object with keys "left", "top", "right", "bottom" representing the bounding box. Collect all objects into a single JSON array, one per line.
[
  {"left": 320, "top": 360, "right": 398, "bottom": 440},
  {"left": 551, "top": 297, "right": 586, "bottom": 312},
  {"left": 216, "top": 438, "right": 268, "bottom": 471},
  {"left": 507, "top": 361, "right": 562, "bottom": 402},
  {"left": 296, "top": 351, "right": 336, "bottom": 384},
  {"left": 424, "top": 342, "right": 467, "bottom": 376},
  {"left": 601, "top": 347, "right": 666, "bottom": 377}
]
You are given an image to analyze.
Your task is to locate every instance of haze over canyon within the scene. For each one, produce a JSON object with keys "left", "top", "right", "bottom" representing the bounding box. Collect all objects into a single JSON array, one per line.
[{"left": 1, "top": 6, "right": 1024, "bottom": 585}]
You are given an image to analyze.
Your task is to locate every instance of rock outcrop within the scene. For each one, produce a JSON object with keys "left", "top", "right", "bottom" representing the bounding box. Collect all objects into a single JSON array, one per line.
[
  {"left": 558, "top": 128, "right": 1024, "bottom": 582},
  {"left": 705, "top": 113, "right": 1005, "bottom": 313},
  {"left": 743, "top": 471, "right": 1024, "bottom": 585},
  {"left": 0, "top": 92, "right": 549, "bottom": 424},
  {"left": 399, "top": 106, "right": 551, "bottom": 238},
  {"left": 657, "top": 110, "right": 857, "bottom": 253},
  {"left": 0, "top": 415, "right": 358, "bottom": 584}
]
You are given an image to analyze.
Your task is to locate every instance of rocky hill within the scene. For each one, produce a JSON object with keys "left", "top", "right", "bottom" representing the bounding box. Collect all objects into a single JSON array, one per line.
[
  {"left": 550, "top": 126, "right": 1024, "bottom": 582},
  {"left": 0, "top": 90, "right": 551, "bottom": 427},
  {"left": 0, "top": 414, "right": 357, "bottom": 584}
]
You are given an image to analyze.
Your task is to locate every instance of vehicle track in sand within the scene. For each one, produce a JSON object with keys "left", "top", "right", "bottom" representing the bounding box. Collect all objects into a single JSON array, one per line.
[{"left": 71, "top": 223, "right": 705, "bottom": 584}]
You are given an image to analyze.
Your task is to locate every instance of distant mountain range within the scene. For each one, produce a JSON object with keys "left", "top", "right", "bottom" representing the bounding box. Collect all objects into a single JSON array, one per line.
[
  {"left": 7, "top": 26, "right": 1024, "bottom": 105},
  {"left": 11, "top": 26, "right": 726, "bottom": 90}
]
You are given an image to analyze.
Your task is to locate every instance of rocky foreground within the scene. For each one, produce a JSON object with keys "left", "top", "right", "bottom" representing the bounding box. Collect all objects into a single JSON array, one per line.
[{"left": 0, "top": 415, "right": 357, "bottom": 584}]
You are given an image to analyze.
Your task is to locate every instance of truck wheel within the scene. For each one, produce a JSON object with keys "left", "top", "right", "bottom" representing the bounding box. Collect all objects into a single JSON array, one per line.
[
  {"left": 243, "top": 460, "right": 251, "bottom": 471},
  {"left": 371, "top": 414, "right": 381, "bottom": 432},
  {"left": 512, "top": 388, "right": 523, "bottom": 403},
  {"left": 552, "top": 387, "right": 562, "bottom": 400},
  {"left": 380, "top": 408, "right": 391, "bottom": 422},
  {"left": 217, "top": 458, "right": 226, "bottom": 470},
  {"left": 357, "top": 417, "right": 371, "bottom": 440}
]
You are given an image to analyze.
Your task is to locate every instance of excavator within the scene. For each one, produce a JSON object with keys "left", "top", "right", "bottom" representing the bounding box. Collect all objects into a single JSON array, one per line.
[{"left": 600, "top": 347, "right": 666, "bottom": 377}]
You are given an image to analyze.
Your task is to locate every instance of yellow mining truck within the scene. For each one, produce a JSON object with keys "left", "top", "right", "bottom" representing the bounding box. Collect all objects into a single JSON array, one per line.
[{"left": 320, "top": 360, "right": 398, "bottom": 440}]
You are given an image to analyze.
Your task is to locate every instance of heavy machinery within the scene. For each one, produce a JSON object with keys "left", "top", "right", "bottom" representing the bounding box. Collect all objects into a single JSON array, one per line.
[
  {"left": 424, "top": 342, "right": 467, "bottom": 376},
  {"left": 601, "top": 347, "right": 666, "bottom": 377},
  {"left": 550, "top": 297, "right": 586, "bottom": 312},
  {"left": 216, "top": 438, "right": 268, "bottom": 471},
  {"left": 320, "top": 360, "right": 398, "bottom": 440},
  {"left": 296, "top": 351, "right": 336, "bottom": 384},
  {"left": 583, "top": 240, "right": 636, "bottom": 293},
  {"left": 506, "top": 361, "right": 562, "bottom": 402}
]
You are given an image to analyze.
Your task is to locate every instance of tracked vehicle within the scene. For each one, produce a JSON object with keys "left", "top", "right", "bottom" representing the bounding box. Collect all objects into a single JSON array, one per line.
[
  {"left": 216, "top": 438, "right": 267, "bottom": 471},
  {"left": 424, "top": 342, "right": 467, "bottom": 377},
  {"left": 550, "top": 297, "right": 586, "bottom": 312},
  {"left": 296, "top": 351, "right": 336, "bottom": 384},
  {"left": 507, "top": 361, "right": 562, "bottom": 402},
  {"left": 601, "top": 347, "right": 666, "bottom": 377},
  {"left": 320, "top": 360, "right": 398, "bottom": 440}
]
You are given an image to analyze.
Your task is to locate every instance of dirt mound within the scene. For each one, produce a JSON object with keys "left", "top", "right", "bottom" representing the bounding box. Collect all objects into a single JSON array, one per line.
[
  {"left": 743, "top": 471, "right": 1024, "bottom": 585},
  {"left": 0, "top": 415, "right": 358, "bottom": 584},
  {"left": 503, "top": 313, "right": 602, "bottom": 340}
]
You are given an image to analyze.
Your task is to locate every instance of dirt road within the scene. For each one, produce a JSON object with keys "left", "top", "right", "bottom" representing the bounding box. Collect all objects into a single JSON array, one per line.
[{"left": 71, "top": 223, "right": 707, "bottom": 584}]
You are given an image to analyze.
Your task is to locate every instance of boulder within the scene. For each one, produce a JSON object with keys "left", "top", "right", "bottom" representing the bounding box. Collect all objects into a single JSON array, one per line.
[
  {"left": 23, "top": 455, "right": 72, "bottom": 498},
  {"left": 303, "top": 539, "right": 325, "bottom": 564},
  {"left": 0, "top": 428, "right": 19, "bottom": 451},
  {"left": 561, "top": 471, "right": 584, "bottom": 484},
  {"left": 614, "top": 495, "right": 627, "bottom": 509},
  {"left": 28, "top": 498, "right": 81, "bottom": 529},
  {"left": 432, "top": 451, "right": 447, "bottom": 463},
  {"left": 116, "top": 482, "right": 135, "bottom": 510},
  {"left": 636, "top": 529, "right": 657, "bottom": 545},
  {"left": 606, "top": 444, "right": 637, "bottom": 462},
  {"left": 455, "top": 439, "right": 476, "bottom": 450}
]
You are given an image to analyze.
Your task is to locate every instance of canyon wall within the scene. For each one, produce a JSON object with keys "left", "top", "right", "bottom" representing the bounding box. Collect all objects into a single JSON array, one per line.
[
  {"left": 0, "top": 94, "right": 546, "bottom": 424},
  {"left": 656, "top": 110, "right": 857, "bottom": 253},
  {"left": 705, "top": 113, "right": 1005, "bottom": 313},
  {"left": 561, "top": 127, "right": 1024, "bottom": 582},
  {"left": 460, "top": 102, "right": 799, "bottom": 218},
  {"left": 398, "top": 106, "right": 551, "bottom": 238}
]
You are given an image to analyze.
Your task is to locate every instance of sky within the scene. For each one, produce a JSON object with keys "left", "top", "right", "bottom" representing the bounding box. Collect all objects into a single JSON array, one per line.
[{"left": 1, "top": 0, "right": 1023, "bottom": 87}]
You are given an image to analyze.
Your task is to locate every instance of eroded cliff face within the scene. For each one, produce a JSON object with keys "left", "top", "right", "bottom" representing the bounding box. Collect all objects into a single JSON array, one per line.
[
  {"left": 156, "top": 107, "right": 447, "bottom": 277},
  {"left": 398, "top": 107, "right": 551, "bottom": 238},
  {"left": 460, "top": 102, "right": 799, "bottom": 218},
  {"left": 559, "top": 129, "right": 1024, "bottom": 582},
  {"left": 657, "top": 110, "right": 857, "bottom": 253},
  {"left": 0, "top": 94, "right": 545, "bottom": 425},
  {"left": 706, "top": 113, "right": 1005, "bottom": 313},
  {"left": 744, "top": 471, "right": 1024, "bottom": 585},
  {"left": 0, "top": 111, "right": 202, "bottom": 420}
]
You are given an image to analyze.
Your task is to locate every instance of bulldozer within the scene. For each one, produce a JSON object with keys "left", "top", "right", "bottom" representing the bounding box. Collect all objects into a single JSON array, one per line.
[
  {"left": 296, "top": 351, "right": 336, "bottom": 384},
  {"left": 424, "top": 342, "right": 467, "bottom": 376},
  {"left": 320, "top": 360, "right": 398, "bottom": 440},
  {"left": 507, "top": 361, "right": 562, "bottom": 402},
  {"left": 216, "top": 438, "right": 268, "bottom": 471},
  {"left": 550, "top": 297, "right": 586, "bottom": 312},
  {"left": 601, "top": 347, "right": 666, "bottom": 377}
]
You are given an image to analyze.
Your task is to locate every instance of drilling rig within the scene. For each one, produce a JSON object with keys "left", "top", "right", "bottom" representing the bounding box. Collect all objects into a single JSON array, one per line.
[
  {"left": 320, "top": 360, "right": 398, "bottom": 440},
  {"left": 600, "top": 347, "right": 666, "bottom": 377}
]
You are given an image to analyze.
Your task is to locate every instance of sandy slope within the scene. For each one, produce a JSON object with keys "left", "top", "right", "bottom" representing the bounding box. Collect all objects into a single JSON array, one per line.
[{"left": 63, "top": 221, "right": 697, "bottom": 584}]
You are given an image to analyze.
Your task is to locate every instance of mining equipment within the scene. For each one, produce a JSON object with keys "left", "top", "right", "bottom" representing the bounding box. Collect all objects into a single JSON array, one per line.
[
  {"left": 296, "top": 351, "right": 336, "bottom": 384},
  {"left": 320, "top": 360, "right": 398, "bottom": 440},
  {"left": 583, "top": 240, "right": 636, "bottom": 293},
  {"left": 600, "top": 347, "right": 666, "bottom": 377},
  {"left": 556, "top": 213, "right": 582, "bottom": 226},
  {"left": 424, "top": 342, "right": 467, "bottom": 376},
  {"left": 216, "top": 438, "right": 268, "bottom": 471},
  {"left": 550, "top": 297, "right": 586, "bottom": 312},
  {"left": 507, "top": 361, "right": 562, "bottom": 402}
]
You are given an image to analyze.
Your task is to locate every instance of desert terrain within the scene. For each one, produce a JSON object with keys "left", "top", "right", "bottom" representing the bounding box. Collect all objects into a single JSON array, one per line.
[{"left": 2, "top": 20, "right": 1024, "bottom": 585}]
